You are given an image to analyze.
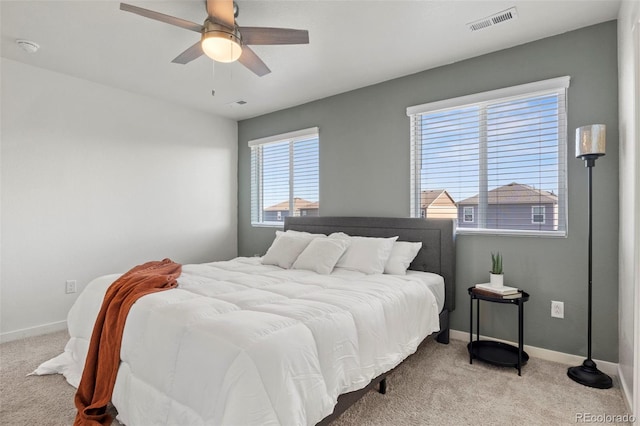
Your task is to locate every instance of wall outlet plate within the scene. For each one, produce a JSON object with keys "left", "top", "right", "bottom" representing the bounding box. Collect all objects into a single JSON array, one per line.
[
  {"left": 65, "top": 280, "right": 77, "bottom": 294},
  {"left": 551, "top": 300, "right": 564, "bottom": 318}
]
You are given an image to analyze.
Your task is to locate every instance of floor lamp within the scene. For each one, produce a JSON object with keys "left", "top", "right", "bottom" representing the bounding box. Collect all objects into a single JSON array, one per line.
[{"left": 567, "top": 124, "right": 613, "bottom": 389}]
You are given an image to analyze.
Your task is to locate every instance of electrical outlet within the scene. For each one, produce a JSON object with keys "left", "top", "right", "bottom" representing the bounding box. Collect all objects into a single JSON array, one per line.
[
  {"left": 65, "top": 280, "right": 77, "bottom": 294},
  {"left": 551, "top": 301, "right": 564, "bottom": 318}
]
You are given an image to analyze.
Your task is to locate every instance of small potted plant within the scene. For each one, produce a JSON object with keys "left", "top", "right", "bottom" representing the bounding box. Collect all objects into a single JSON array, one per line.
[{"left": 490, "top": 252, "right": 504, "bottom": 287}]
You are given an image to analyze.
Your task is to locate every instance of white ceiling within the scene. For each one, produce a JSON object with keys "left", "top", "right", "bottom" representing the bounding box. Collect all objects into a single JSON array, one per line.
[{"left": 1, "top": 0, "right": 621, "bottom": 121}]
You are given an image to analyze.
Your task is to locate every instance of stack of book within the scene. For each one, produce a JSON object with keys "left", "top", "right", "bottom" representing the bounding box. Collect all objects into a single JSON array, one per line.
[{"left": 473, "top": 283, "right": 522, "bottom": 299}]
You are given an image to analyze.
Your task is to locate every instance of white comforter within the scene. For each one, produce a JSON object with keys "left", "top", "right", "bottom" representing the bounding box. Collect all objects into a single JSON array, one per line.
[{"left": 36, "top": 257, "right": 441, "bottom": 426}]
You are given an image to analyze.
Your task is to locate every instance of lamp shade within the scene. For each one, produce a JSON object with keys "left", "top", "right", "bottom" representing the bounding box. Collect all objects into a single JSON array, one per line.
[
  {"left": 575, "top": 124, "right": 606, "bottom": 158},
  {"left": 201, "top": 21, "right": 242, "bottom": 63}
]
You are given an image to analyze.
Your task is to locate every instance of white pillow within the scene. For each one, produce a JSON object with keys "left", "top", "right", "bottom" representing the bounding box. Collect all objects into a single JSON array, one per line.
[
  {"left": 262, "top": 235, "right": 312, "bottom": 269},
  {"left": 384, "top": 241, "right": 422, "bottom": 275},
  {"left": 292, "top": 238, "right": 350, "bottom": 275},
  {"left": 329, "top": 233, "right": 398, "bottom": 274}
]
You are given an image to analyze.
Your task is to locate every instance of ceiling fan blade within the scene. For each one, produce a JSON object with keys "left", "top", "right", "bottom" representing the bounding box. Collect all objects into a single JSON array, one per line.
[
  {"left": 172, "top": 41, "right": 205, "bottom": 64},
  {"left": 238, "top": 46, "right": 270, "bottom": 77},
  {"left": 239, "top": 27, "right": 309, "bottom": 45},
  {"left": 120, "top": 3, "right": 203, "bottom": 33},
  {"left": 206, "top": 0, "right": 235, "bottom": 28}
]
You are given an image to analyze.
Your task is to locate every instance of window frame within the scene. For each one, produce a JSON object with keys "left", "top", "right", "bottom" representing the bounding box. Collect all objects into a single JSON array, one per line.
[
  {"left": 249, "top": 127, "right": 319, "bottom": 228},
  {"left": 407, "top": 76, "right": 570, "bottom": 237},
  {"left": 463, "top": 206, "right": 475, "bottom": 223},
  {"left": 531, "top": 205, "right": 546, "bottom": 224}
]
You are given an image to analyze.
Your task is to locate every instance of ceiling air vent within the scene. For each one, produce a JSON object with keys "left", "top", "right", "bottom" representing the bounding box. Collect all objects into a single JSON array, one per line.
[
  {"left": 225, "top": 100, "right": 247, "bottom": 107},
  {"left": 467, "top": 7, "right": 518, "bottom": 32}
]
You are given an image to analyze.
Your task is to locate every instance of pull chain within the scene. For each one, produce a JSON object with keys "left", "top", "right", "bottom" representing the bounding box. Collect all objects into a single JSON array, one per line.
[{"left": 211, "top": 60, "right": 216, "bottom": 96}]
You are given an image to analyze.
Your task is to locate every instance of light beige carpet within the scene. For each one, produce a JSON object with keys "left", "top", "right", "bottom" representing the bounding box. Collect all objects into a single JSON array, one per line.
[{"left": 0, "top": 330, "right": 632, "bottom": 425}]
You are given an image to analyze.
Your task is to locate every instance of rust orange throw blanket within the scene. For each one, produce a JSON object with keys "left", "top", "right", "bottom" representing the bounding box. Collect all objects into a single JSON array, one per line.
[{"left": 74, "top": 258, "right": 182, "bottom": 426}]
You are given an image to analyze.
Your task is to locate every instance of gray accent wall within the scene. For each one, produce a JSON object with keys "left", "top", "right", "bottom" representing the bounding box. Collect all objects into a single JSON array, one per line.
[{"left": 238, "top": 22, "right": 619, "bottom": 361}]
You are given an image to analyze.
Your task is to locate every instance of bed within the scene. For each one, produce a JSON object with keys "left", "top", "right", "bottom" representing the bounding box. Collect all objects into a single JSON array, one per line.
[{"left": 35, "top": 216, "right": 456, "bottom": 425}]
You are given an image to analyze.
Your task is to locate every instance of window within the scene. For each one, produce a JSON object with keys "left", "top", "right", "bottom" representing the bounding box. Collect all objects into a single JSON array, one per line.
[
  {"left": 408, "top": 77, "right": 569, "bottom": 236},
  {"left": 532, "top": 206, "right": 545, "bottom": 224},
  {"left": 464, "top": 207, "right": 474, "bottom": 223},
  {"left": 250, "top": 127, "right": 319, "bottom": 227}
]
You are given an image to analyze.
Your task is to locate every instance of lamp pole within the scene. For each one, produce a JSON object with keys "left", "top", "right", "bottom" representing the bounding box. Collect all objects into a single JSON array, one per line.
[{"left": 587, "top": 158, "right": 593, "bottom": 364}]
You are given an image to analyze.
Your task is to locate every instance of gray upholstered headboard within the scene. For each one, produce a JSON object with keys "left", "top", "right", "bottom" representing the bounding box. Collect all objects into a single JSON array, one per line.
[{"left": 284, "top": 216, "right": 456, "bottom": 312}]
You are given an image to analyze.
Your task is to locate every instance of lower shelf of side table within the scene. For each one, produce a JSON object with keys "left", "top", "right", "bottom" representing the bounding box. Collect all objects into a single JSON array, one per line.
[{"left": 468, "top": 340, "right": 529, "bottom": 368}]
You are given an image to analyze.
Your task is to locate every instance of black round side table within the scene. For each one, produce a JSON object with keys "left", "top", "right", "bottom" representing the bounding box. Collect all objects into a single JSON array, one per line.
[{"left": 468, "top": 286, "right": 530, "bottom": 376}]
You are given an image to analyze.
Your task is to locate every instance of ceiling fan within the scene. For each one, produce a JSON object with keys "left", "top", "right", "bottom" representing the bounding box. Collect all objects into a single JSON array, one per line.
[{"left": 120, "top": 0, "right": 309, "bottom": 77}]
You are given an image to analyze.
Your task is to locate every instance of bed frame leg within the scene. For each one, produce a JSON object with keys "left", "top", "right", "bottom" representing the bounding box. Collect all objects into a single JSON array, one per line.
[
  {"left": 378, "top": 378, "right": 387, "bottom": 394},
  {"left": 436, "top": 327, "right": 450, "bottom": 344},
  {"left": 436, "top": 309, "right": 450, "bottom": 344}
]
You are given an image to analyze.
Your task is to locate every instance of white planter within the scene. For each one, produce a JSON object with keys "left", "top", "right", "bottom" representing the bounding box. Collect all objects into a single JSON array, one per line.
[{"left": 489, "top": 273, "right": 504, "bottom": 288}]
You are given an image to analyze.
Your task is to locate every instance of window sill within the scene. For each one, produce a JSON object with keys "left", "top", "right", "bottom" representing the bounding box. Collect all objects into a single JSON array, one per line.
[
  {"left": 456, "top": 228, "right": 567, "bottom": 238},
  {"left": 251, "top": 222, "right": 285, "bottom": 229}
]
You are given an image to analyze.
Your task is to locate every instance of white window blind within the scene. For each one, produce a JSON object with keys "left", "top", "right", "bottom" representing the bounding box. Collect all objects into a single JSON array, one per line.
[
  {"left": 250, "top": 127, "right": 319, "bottom": 227},
  {"left": 408, "top": 77, "right": 569, "bottom": 236}
]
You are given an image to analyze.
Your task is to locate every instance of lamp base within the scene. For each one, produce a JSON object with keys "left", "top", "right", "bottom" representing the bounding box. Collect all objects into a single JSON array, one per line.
[{"left": 567, "top": 359, "right": 612, "bottom": 389}]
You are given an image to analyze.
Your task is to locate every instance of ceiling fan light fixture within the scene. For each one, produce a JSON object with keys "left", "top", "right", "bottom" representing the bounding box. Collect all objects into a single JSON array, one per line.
[{"left": 201, "top": 22, "right": 242, "bottom": 63}]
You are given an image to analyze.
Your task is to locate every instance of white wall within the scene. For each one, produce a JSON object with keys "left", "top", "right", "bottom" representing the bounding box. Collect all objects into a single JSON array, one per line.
[
  {"left": 617, "top": 0, "right": 640, "bottom": 416},
  {"left": 0, "top": 58, "right": 238, "bottom": 340}
]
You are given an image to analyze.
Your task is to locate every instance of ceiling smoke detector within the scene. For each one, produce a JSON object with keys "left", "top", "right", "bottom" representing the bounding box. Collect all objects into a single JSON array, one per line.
[
  {"left": 467, "top": 7, "right": 518, "bottom": 32},
  {"left": 16, "top": 39, "right": 40, "bottom": 53}
]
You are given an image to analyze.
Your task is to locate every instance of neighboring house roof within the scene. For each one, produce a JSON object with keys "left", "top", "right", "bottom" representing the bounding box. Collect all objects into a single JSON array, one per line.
[
  {"left": 421, "top": 189, "right": 456, "bottom": 208},
  {"left": 300, "top": 201, "right": 319, "bottom": 210},
  {"left": 264, "top": 197, "right": 318, "bottom": 211},
  {"left": 457, "top": 182, "right": 558, "bottom": 205}
]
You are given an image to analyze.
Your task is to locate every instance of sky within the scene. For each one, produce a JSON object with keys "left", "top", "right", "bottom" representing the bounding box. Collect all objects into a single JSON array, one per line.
[
  {"left": 258, "top": 136, "right": 319, "bottom": 209},
  {"left": 418, "top": 93, "right": 562, "bottom": 203}
]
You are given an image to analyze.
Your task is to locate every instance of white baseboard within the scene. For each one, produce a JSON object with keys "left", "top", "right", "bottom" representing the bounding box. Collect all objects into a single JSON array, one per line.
[
  {"left": 0, "top": 320, "right": 67, "bottom": 344},
  {"left": 617, "top": 364, "right": 634, "bottom": 415},
  {"left": 450, "top": 329, "right": 619, "bottom": 377}
]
